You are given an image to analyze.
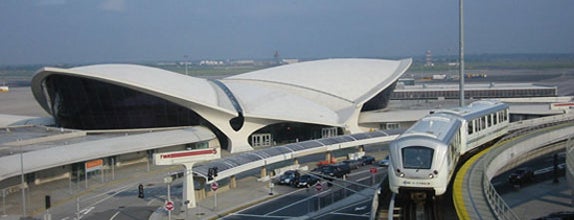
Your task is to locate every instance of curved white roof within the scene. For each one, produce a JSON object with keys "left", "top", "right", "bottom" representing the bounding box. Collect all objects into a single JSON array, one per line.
[
  {"left": 32, "top": 64, "right": 238, "bottom": 116},
  {"left": 226, "top": 58, "right": 410, "bottom": 103},
  {"left": 222, "top": 58, "right": 412, "bottom": 124},
  {"left": 32, "top": 58, "right": 411, "bottom": 127}
]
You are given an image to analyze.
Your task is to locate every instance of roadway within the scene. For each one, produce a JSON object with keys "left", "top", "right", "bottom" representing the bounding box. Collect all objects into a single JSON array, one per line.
[{"left": 222, "top": 165, "right": 387, "bottom": 220}]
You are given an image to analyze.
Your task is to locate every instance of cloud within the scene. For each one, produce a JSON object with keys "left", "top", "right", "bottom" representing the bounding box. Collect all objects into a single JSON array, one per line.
[{"left": 99, "top": 0, "right": 125, "bottom": 12}]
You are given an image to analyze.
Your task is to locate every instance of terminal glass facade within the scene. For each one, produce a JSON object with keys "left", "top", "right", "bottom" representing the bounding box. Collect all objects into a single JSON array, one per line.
[
  {"left": 43, "top": 75, "right": 205, "bottom": 130},
  {"left": 361, "top": 82, "right": 397, "bottom": 111}
]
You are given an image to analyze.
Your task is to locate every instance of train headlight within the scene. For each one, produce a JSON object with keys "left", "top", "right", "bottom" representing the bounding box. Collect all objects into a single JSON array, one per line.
[
  {"left": 428, "top": 174, "right": 434, "bottom": 179},
  {"left": 396, "top": 169, "right": 405, "bottom": 177}
]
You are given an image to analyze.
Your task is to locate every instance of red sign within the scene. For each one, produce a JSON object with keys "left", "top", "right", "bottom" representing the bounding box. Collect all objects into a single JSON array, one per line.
[
  {"left": 160, "top": 148, "right": 217, "bottom": 159},
  {"left": 85, "top": 159, "right": 104, "bottom": 172},
  {"left": 211, "top": 182, "right": 219, "bottom": 191},
  {"left": 165, "top": 200, "right": 174, "bottom": 211},
  {"left": 370, "top": 167, "right": 378, "bottom": 174},
  {"left": 315, "top": 182, "right": 322, "bottom": 191}
]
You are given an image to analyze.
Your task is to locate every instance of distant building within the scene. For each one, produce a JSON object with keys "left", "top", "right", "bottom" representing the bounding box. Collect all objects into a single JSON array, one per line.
[
  {"left": 392, "top": 83, "right": 557, "bottom": 100},
  {"left": 425, "top": 50, "right": 434, "bottom": 67},
  {"left": 200, "top": 60, "right": 224, "bottom": 66},
  {"left": 281, "top": 59, "right": 299, "bottom": 65},
  {"left": 230, "top": 60, "right": 255, "bottom": 65}
]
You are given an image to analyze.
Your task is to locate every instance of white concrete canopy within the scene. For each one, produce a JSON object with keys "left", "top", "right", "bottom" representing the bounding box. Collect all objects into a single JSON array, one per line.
[{"left": 31, "top": 58, "right": 412, "bottom": 153}]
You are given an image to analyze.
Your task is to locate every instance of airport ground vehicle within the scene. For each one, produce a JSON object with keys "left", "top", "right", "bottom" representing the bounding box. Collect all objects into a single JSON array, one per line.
[
  {"left": 388, "top": 100, "right": 510, "bottom": 199},
  {"left": 279, "top": 170, "right": 300, "bottom": 185}
]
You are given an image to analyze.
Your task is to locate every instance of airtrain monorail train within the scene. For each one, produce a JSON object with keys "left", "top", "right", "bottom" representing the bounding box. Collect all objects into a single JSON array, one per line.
[{"left": 388, "top": 100, "right": 510, "bottom": 198}]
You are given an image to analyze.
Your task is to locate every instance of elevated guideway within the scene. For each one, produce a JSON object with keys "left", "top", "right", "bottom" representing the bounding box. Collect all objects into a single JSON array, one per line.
[
  {"left": 453, "top": 114, "right": 574, "bottom": 220},
  {"left": 192, "top": 130, "right": 402, "bottom": 182}
]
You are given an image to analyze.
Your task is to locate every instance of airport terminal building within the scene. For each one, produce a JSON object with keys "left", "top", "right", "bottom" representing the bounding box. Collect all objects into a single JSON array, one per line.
[{"left": 31, "top": 58, "right": 412, "bottom": 153}]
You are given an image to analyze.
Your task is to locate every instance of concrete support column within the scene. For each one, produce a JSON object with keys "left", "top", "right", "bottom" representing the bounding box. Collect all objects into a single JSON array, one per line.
[
  {"left": 260, "top": 167, "right": 267, "bottom": 179},
  {"left": 358, "top": 145, "right": 365, "bottom": 153},
  {"left": 293, "top": 158, "right": 299, "bottom": 165},
  {"left": 325, "top": 152, "right": 332, "bottom": 162},
  {"left": 182, "top": 162, "right": 196, "bottom": 209},
  {"left": 230, "top": 175, "right": 237, "bottom": 189}
]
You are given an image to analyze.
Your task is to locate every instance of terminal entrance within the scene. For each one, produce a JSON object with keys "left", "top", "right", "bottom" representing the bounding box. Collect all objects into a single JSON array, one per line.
[{"left": 250, "top": 122, "right": 342, "bottom": 146}]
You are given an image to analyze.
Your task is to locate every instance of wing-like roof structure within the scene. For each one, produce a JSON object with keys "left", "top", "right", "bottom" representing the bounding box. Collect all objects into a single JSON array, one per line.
[
  {"left": 31, "top": 58, "right": 412, "bottom": 152},
  {"left": 221, "top": 58, "right": 412, "bottom": 125}
]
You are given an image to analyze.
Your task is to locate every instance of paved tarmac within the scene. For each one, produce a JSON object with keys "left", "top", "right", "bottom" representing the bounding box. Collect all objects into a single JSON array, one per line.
[{"left": 502, "top": 176, "right": 573, "bottom": 219}]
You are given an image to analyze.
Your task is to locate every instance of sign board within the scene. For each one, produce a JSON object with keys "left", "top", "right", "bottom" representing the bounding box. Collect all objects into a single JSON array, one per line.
[
  {"left": 154, "top": 148, "right": 220, "bottom": 165},
  {"left": 550, "top": 102, "right": 574, "bottom": 110},
  {"left": 85, "top": 159, "right": 103, "bottom": 172},
  {"left": 211, "top": 181, "right": 219, "bottom": 191},
  {"left": 165, "top": 200, "right": 174, "bottom": 211},
  {"left": 370, "top": 167, "right": 378, "bottom": 174},
  {"left": 315, "top": 182, "right": 322, "bottom": 191}
]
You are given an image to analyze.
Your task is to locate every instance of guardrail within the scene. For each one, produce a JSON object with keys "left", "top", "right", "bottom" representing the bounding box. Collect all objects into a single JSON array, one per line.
[
  {"left": 566, "top": 137, "right": 574, "bottom": 206},
  {"left": 481, "top": 122, "right": 574, "bottom": 220},
  {"left": 509, "top": 110, "right": 574, "bottom": 131}
]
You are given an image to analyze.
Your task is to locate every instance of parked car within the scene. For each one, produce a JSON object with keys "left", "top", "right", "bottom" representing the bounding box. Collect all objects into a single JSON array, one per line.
[
  {"left": 279, "top": 170, "right": 300, "bottom": 185},
  {"left": 320, "top": 163, "right": 351, "bottom": 179},
  {"left": 378, "top": 155, "right": 390, "bottom": 167},
  {"left": 508, "top": 167, "right": 534, "bottom": 185},
  {"left": 296, "top": 174, "right": 319, "bottom": 188},
  {"left": 342, "top": 159, "right": 362, "bottom": 169},
  {"left": 359, "top": 155, "right": 376, "bottom": 165}
]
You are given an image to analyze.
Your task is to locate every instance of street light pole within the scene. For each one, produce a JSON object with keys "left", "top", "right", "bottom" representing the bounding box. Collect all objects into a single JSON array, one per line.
[
  {"left": 459, "top": 0, "right": 465, "bottom": 107},
  {"left": 184, "top": 55, "right": 189, "bottom": 75},
  {"left": 20, "top": 142, "right": 26, "bottom": 216}
]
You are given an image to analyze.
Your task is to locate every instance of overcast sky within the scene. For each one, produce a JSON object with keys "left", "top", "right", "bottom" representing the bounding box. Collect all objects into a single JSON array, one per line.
[{"left": 1, "top": 0, "right": 573, "bottom": 65}]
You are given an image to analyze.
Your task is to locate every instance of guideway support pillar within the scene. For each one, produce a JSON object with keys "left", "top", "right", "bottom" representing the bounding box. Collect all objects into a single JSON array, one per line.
[
  {"left": 182, "top": 162, "right": 196, "bottom": 209},
  {"left": 230, "top": 175, "right": 237, "bottom": 189},
  {"left": 260, "top": 167, "right": 267, "bottom": 179}
]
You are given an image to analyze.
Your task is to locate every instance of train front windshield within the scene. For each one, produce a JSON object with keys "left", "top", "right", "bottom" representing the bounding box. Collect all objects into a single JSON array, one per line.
[{"left": 402, "top": 146, "right": 434, "bottom": 169}]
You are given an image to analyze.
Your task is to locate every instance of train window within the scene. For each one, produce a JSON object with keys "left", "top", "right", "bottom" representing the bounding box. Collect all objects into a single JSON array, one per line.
[
  {"left": 491, "top": 114, "right": 496, "bottom": 125},
  {"left": 468, "top": 122, "right": 473, "bottom": 134},
  {"left": 402, "top": 146, "right": 434, "bottom": 169}
]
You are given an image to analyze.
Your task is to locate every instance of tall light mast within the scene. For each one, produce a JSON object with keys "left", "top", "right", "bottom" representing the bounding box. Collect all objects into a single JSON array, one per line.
[{"left": 459, "top": 0, "right": 465, "bottom": 107}]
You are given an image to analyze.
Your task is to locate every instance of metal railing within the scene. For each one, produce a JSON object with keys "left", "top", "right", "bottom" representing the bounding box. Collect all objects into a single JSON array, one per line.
[
  {"left": 566, "top": 136, "right": 574, "bottom": 207},
  {"left": 482, "top": 173, "right": 520, "bottom": 220},
  {"left": 480, "top": 116, "right": 574, "bottom": 220}
]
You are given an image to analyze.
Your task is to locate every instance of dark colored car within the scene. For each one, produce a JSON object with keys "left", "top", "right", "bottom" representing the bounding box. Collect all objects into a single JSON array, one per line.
[
  {"left": 320, "top": 163, "right": 350, "bottom": 179},
  {"left": 342, "top": 159, "right": 362, "bottom": 169},
  {"left": 378, "top": 155, "right": 390, "bottom": 167},
  {"left": 507, "top": 167, "right": 534, "bottom": 185},
  {"left": 279, "top": 170, "right": 300, "bottom": 185},
  {"left": 359, "top": 155, "right": 376, "bottom": 165},
  {"left": 296, "top": 174, "right": 319, "bottom": 188}
]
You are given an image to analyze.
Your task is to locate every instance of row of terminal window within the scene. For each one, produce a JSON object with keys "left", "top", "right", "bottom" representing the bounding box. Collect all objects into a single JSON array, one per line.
[{"left": 467, "top": 109, "right": 508, "bottom": 135}]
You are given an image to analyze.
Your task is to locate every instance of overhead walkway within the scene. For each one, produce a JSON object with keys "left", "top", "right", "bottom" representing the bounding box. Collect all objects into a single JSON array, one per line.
[
  {"left": 0, "top": 126, "right": 215, "bottom": 182},
  {"left": 453, "top": 116, "right": 574, "bottom": 220},
  {"left": 193, "top": 130, "right": 402, "bottom": 181}
]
